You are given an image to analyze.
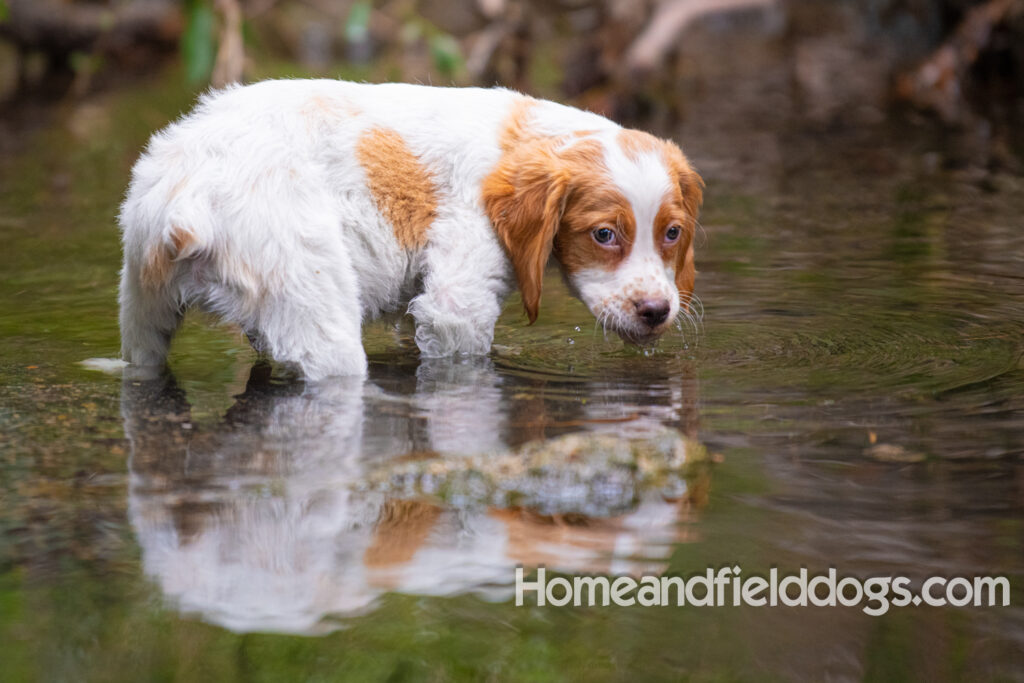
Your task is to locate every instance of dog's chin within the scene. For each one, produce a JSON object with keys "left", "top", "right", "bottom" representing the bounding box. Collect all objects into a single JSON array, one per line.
[{"left": 614, "top": 326, "right": 667, "bottom": 347}]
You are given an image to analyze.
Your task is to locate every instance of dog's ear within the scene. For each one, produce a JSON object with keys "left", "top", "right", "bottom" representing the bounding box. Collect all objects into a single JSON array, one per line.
[
  {"left": 666, "top": 143, "right": 703, "bottom": 309},
  {"left": 483, "top": 140, "right": 570, "bottom": 324}
]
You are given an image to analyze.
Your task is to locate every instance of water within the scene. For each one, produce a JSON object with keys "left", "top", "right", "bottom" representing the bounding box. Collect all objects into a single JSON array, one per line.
[{"left": 2, "top": 70, "right": 1023, "bottom": 681}]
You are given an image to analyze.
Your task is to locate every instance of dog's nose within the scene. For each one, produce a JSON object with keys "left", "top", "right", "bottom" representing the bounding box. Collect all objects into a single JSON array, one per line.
[{"left": 635, "top": 299, "right": 670, "bottom": 327}]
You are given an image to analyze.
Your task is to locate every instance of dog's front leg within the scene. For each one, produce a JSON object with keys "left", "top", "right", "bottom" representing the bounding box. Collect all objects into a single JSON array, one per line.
[{"left": 409, "top": 207, "right": 512, "bottom": 358}]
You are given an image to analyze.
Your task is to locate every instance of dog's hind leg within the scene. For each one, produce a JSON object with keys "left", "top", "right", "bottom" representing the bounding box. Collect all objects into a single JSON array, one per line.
[
  {"left": 118, "top": 262, "right": 183, "bottom": 373},
  {"left": 250, "top": 274, "right": 368, "bottom": 381},
  {"left": 219, "top": 205, "right": 368, "bottom": 381},
  {"left": 119, "top": 211, "right": 201, "bottom": 374}
]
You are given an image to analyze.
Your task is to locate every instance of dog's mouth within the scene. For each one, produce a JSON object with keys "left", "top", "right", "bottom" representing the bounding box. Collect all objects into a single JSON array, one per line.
[
  {"left": 586, "top": 297, "right": 675, "bottom": 347},
  {"left": 614, "top": 323, "right": 669, "bottom": 346}
]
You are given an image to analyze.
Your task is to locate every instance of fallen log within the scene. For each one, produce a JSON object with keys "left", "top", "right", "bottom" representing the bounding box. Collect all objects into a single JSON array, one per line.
[
  {"left": 622, "top": 0, "right": 777, "bottom": 80},
  {"left": 0, "top": 0, "right": 182, "bottom": 57},
  {"left": 896, "top": 0, "right": 1022, "bottom": 122}
]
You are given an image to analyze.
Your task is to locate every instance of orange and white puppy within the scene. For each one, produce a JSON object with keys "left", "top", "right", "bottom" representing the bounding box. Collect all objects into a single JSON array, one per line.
[{"left": 119, "top": 80, "right": 703, "bottom": 379}]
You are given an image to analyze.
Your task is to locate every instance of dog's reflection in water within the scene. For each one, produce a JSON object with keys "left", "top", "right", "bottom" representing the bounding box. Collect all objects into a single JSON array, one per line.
[{"left": 124, "top": 361, "right": 709, "bottom": 634}]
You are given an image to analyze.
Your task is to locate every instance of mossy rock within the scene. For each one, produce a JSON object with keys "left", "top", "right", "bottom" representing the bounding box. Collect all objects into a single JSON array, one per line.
[{"left": 359, "top": 427, "right": 708, "bottom": 517}]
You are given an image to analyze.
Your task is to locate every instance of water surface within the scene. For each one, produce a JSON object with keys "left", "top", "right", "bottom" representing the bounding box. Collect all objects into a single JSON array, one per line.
[{"left": 1, "top": 71, "right": 1023, "bottom": 681}]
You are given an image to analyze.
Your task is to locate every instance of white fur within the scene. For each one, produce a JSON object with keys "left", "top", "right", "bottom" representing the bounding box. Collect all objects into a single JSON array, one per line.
[
  {"left": 119, "top": 80, "right": 683, "bottom": 379},
  {"left": 568, "top": 133, "right": 680, "bottom": 341}
]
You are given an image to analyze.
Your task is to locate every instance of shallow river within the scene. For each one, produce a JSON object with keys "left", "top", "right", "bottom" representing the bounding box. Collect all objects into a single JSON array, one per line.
[{"left": 1, "top": 70, "right": 1023, "bottom": 681}]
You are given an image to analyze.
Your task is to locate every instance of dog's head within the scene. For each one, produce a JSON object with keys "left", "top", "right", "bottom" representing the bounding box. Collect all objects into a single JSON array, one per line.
[{"left": 484, "top": 128, "right": 703, "bottom": 344}]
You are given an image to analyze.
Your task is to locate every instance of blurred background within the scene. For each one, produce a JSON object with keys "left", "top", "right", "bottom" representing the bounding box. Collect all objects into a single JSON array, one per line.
[
  {"left": 1, "top": 0, "right": 1023, "bottom": 167},
  {"left": 2, "top": 3, "right": 1024, "bottom": 680}
]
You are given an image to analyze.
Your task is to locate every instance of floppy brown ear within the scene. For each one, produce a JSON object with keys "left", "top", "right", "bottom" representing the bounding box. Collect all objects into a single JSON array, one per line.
[
  {"left": 483, "top": 141, "right": 569, "bottom": 324},
  {"left": 667, "top": 145, "right": 704, "bottom": 308}
]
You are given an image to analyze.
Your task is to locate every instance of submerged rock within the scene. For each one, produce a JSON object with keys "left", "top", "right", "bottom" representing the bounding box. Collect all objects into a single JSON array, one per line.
[{"left": 360, "top": 427, "right": 708, "bottom": 517}]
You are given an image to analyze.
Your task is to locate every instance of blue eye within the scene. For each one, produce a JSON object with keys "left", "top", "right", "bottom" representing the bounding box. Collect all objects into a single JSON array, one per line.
[
  {"left": 593, "top": 227, "right": 615, "bottom": 245},
  {"left": 665, "top": 225, "right": 682, "bottom": 242}
]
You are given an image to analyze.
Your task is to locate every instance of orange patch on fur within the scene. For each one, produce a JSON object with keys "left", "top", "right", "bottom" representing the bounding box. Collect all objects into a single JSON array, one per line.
[
  {"left": 484, "top": 133, "right": 627, "bottom": 322},
  {"left": 553, "top": 180, "right": 636, "bottom": 276},
  {"left": 140, "top": 224, "right": 197, "bottom": 291},
  {"left": 498, "top": 96, "right": 540, "bottom": 153},
  {"left": 356, "top": 127, "right": 438, "bottom": 249},
  {"left": 169, "top": 226, "right": 193, "bottom": 254},
  {"left": 617, "top": 128, "right": 661, "bottom": 160},
  {"left": 300, "top": 95, "right": 359, "bottom": 131},
  {"left": 659, "top": 142, "right": 703, "bottom": 303}
]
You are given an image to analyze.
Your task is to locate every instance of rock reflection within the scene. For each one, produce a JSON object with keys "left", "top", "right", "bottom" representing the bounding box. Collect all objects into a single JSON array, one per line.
[{"left": 123, "top": 360, "right": 709, "bottom": 634}]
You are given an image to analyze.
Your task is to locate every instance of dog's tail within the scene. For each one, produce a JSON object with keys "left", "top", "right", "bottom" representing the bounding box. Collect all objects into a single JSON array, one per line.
[
  {"left": 119, "top": 159, "right": 213, "bottom": 294},
  {"left": 118, "top": 153, "right": 217, "bottom": 366},
  {"left": 137, "top": 222, "right": 203, "bottom": 292}
]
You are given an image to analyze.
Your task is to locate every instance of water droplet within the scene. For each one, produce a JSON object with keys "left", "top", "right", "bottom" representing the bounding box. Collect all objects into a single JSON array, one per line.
[
  {"left": 574, "top": 326, "right": 581, "bottom": 332},
  {"left": 566, "top": 338, "right": 575, "bottom": 345}
]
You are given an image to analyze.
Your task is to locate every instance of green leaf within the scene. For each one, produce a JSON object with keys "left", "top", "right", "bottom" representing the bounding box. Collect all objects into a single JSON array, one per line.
[
  {"left": 345, "top": 1, "right": 372, "bottom": 43},
  {"left": 69, "top": 51, "right": 99, "bottom": 76},
  {"left": 429, "top": 33, "right": 463, "bottom": 78},
  {"left": 0, "top": 0, "right": 9, "bottom": 24},
  {"left": 182, "top": 0, "right": 216, "bottom": 85}
]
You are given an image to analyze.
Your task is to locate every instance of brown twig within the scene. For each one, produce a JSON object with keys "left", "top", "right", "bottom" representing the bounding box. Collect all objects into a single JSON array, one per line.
[
  {"left": 212, "top": 0, "right": 245, "bottom": 88},
  {"left": 0, "top": 0, "right": 181, "bottom": 56},
  {"left": 622, "top": 0, "right": 777, "bottom": 80},
  {"left": 896, "top": 0, "right": 1021, "bottom": 122}
]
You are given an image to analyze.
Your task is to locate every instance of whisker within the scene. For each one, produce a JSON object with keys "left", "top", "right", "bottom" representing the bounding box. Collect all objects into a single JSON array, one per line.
[
  {"left": 694, "top": 218, "right": 708, "bottom": 248},
  {"left": 686, "top": 293, "right": 705, "bottom": 322},
  {"left": 675, "top": 291, "right": 705, "bottom": 342},
  {"left": 593, "top": 309, "right": 609, "bottom": 340},
  {"left": 679, "top": 291, "right": 705, "bottom": 322}
]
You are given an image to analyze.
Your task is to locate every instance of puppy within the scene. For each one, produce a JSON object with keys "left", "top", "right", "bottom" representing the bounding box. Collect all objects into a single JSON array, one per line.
[{"left": 119, "top": 80, "right": 703, "bottom": 379}]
